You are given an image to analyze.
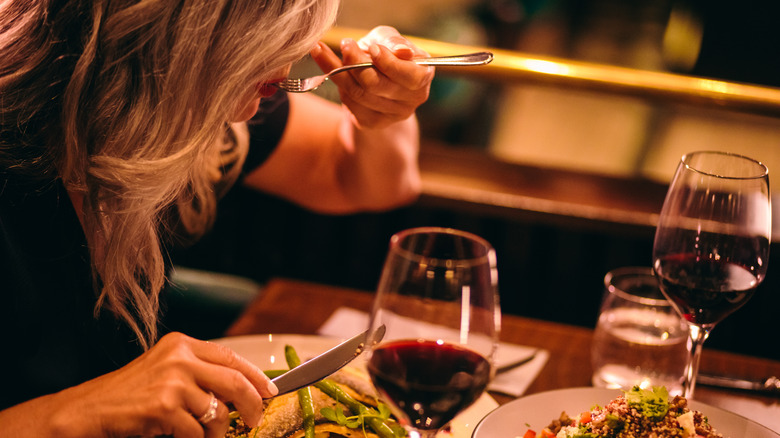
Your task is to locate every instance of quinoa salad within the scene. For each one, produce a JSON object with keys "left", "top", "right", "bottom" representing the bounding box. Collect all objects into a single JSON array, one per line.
[{"left": 520, "top": 387, "right": 723, "bottom": 438}]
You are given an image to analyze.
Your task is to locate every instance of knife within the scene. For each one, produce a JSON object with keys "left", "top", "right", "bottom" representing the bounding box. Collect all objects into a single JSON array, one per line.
[
  {"left": 271, "top": 325, "right": 385, "bottom": 395},
  {"left": 697, "top": 374, "right": 780, "bottom": 396}
]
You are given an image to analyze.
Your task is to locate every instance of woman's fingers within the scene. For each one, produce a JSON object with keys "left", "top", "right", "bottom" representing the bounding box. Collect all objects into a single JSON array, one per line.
[
  {"left": 151, "top": 334, "right": 272, "bottom": 428},
  {"left": 146, "top": 363, "right": 229, "bottom": 437},
  {"left": 310, "top": 34, "right": 431, "bottom": 98},
  {"left": 166, "top": 410, "right": 207, "bottom": 438},
  {"left": 195, "top": 393, "right": 231, "bottom": 438},
  {"left": 309, "top": 41, "right": 339, "bottom": 73},
  {"left": 185, "top": 342, "right": 278, "bottom": 425},
  {"left": 307, "top": 25, "right": 434, "bottom": 128},
  {"left": 336, "top": 44, "right": 430, "bottom": 128},
  {"left": 190, "top": 339, "right": 277, "bottom": 398},
  {"left": 54, "top": 332, "right": 272, "bottom": 437},
  {"left": 369, "top": 44, "right": 434, "bottom": 93},
  {"left": 338, "top": 40, "right": 427, "bottom": 97},
  {"left": 187, "top": 361, "right": 266, "bottom": 427},
  {"left": 356, "top": 25, "right": 426, "bottom": 59}
]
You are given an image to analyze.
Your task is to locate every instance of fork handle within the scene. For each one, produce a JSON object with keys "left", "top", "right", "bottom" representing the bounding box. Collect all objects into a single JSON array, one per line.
[
  {"left": 410, "top": 52, "right": 494, "bottom": 66},
  {"left": 330, "top": 51, "right": 493, "bottom": 75}
]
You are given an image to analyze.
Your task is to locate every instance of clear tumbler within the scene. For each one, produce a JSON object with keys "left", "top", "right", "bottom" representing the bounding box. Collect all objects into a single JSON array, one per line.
[{"left": 591, "top": 267, "right": 689, "bottom": 396}]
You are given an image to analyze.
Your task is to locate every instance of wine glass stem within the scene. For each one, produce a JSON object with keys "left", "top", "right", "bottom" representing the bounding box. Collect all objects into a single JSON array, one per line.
[{"left": 682, "top": 324, "right": 712, "bottom": 399}]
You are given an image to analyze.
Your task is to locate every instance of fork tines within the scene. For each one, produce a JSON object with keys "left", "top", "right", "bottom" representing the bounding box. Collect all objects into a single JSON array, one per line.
[{"left": 275, "top": 79, "right": 304, "bottom": 92}]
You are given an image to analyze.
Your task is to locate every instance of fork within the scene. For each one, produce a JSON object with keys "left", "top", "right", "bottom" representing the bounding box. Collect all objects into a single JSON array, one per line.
[{"left": 274, "top": 51, "right": 494, "bottom": 93}]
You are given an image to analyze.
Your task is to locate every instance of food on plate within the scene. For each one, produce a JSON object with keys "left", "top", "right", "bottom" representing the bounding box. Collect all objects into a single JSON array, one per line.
[
  {"left": 225, "top": 345, "right": 406, "bottom": 438},
  {"left": 520, "top": 386, "right": 723, "bottom": 438}
]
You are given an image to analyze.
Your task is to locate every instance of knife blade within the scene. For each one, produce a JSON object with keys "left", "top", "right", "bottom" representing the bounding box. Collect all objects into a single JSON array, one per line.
[
  {"left": 697, "top": 374, "right": 780, "bottom": 396},
  {"left": 271, "top": 325, "right": 385, "bottom": 395}
]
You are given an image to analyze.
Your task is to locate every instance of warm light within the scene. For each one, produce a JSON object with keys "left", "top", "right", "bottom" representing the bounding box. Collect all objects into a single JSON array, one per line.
[
  {"left": 519, "top": 59, "right": 571, "bottom": 76},
  {"left": 268, "top": 334, "right": 276, "bottom": 363},
  {"left": 460, "top": 285, "right": 471, "bottom": 345},
  {"left": 697, "top": 78, "right": 732, "bottom": 95}
]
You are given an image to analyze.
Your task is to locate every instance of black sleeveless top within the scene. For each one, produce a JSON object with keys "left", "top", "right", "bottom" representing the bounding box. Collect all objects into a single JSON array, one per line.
[{"left": 0, "top": 93, "right": 289, "bottom": 409}]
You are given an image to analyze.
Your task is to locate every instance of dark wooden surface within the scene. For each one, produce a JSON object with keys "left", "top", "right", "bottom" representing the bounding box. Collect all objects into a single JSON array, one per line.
[{"left": 226, "top": 277, "right": 780, "bottom": 432}]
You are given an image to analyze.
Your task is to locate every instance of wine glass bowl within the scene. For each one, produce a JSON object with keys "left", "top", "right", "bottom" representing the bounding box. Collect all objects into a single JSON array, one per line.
[
  {"left": 652, "top": 151, "right": 771, "bottom": 398},
  {"left": 366, "top": 227, "right": 500, "bottom": 437}
]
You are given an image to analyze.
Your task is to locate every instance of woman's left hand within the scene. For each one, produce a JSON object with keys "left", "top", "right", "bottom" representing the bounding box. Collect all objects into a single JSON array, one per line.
[{"left": 309, "top": 26, "right": 434, "bottom": 129}]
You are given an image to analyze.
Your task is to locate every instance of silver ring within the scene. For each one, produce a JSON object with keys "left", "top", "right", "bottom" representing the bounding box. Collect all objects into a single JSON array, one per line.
[{"left": 197, "top": 392, "right": 219, "bottom": 424}]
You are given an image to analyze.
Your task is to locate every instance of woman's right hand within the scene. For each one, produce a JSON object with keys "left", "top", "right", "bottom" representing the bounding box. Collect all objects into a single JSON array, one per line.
[{"left": 3, "top": 332, "right": 278, "bottom": 438}]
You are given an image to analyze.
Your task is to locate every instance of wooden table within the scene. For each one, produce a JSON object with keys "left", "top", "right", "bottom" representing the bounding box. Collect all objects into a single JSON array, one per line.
[{"left": 226, "top": 277, "right": 780, "bottom": 433}]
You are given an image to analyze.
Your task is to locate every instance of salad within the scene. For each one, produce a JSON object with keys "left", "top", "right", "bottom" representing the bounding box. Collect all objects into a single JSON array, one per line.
[{"left": 519, "top": 387, "right": 723, "bottom": 438}]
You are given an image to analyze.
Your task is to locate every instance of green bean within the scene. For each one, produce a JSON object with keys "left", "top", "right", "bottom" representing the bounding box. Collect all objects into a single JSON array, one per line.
[
  {"left": 284, "top": 345, "right": 316, "bottom": 438},
  {"left": 262, "top": 369, "right": 286, "bottom": 379},
  {"left": 297, "top": 386, "right": 316, "bottom": 438},
  {"left": 313, "top": 379, "right": 398, "bottom": 438},
  {"left": 284, "top": 344, "right": 302, "bottom": 368},
  {"left": 282, "top": 345, "right": 400, "bottom": 438}
]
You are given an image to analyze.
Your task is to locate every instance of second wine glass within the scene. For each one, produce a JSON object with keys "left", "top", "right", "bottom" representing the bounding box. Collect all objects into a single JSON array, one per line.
[
  {"left": 652, "top": 151, "right": 771, "bottom": 398},
  {"left": 366, "top": 227, "right": 501, "bottom": 438}
]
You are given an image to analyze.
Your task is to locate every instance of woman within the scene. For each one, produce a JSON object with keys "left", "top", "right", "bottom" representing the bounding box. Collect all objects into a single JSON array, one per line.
[{"left": 0, "top": 0, "right": 433, "bottom": 436}]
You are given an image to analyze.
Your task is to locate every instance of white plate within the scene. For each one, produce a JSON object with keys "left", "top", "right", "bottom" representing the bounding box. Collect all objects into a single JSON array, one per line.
[
  {"left": 472, "top": 387, "right": 780, "bottom": 438},
  {"left": 213, "top": 334, "right": 499, "bottom": 438}
]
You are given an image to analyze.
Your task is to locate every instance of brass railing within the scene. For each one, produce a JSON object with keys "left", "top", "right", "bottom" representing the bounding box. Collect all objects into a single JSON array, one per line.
[{"left": 324, "top": 27, "right": 780, "bottom": 118}]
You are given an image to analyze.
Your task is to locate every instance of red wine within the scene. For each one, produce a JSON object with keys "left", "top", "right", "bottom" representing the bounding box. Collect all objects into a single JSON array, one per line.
[
  {"left": 367, "top": 339, "right": 491, "bottom": 431},
  {"left": 654, "top": 253, "right": 759, "bottom": 325}
]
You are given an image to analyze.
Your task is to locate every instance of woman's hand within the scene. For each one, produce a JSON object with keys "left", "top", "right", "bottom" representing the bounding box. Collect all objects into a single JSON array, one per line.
[
  {"left": 309, "top": 25, "right": 434, "bottom": 129},
  {"left": 3, "top": 332, "right": 278, "bottom": 438}
]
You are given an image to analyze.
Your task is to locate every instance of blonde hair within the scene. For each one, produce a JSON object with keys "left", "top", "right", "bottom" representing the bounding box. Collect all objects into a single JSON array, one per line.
[{"left": 0, "top": 0, "right": 339, "bottom": 349}]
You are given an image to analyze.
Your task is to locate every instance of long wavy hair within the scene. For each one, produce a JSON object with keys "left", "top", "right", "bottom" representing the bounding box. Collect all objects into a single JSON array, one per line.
[{"left": 0, "top": 0, "right": 339, "bottom": 349}]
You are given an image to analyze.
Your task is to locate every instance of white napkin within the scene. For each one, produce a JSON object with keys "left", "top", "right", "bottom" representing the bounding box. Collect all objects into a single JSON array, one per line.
[{"left": 318, "top": 307, "right": 549, "bottom": 398}]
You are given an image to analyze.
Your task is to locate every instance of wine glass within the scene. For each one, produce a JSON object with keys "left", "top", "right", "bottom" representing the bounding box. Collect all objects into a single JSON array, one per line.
[
  {"left": 652, "top": 151, "right": 771, "bottom": 398},
  {"left": 366, "top": 227, "right": 500, "bottom": 438}
]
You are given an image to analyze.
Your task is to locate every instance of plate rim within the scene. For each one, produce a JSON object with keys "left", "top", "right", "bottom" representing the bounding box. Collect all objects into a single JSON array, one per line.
[{"left": 210, "top": 333, "right": 344, "bottom": 344}]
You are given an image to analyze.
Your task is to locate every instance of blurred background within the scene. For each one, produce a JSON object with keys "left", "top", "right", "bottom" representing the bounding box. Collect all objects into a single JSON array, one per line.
[
  {"left": 333, "top": 0, "right": 780, "bottom": 178},
  {"left": 167, "top": 0, "right": 780, "bottom": 361}
]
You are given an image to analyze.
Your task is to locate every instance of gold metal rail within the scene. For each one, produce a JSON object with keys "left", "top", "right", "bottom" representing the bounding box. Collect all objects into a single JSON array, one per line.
[{"left": 324, "top": 27, "right": 780, "bottom": 118}]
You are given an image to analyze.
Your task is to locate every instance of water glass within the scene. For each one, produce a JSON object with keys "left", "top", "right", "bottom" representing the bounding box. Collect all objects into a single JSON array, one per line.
[{"left": 591, "top": 267, "right": 689, "bottom": 396}]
